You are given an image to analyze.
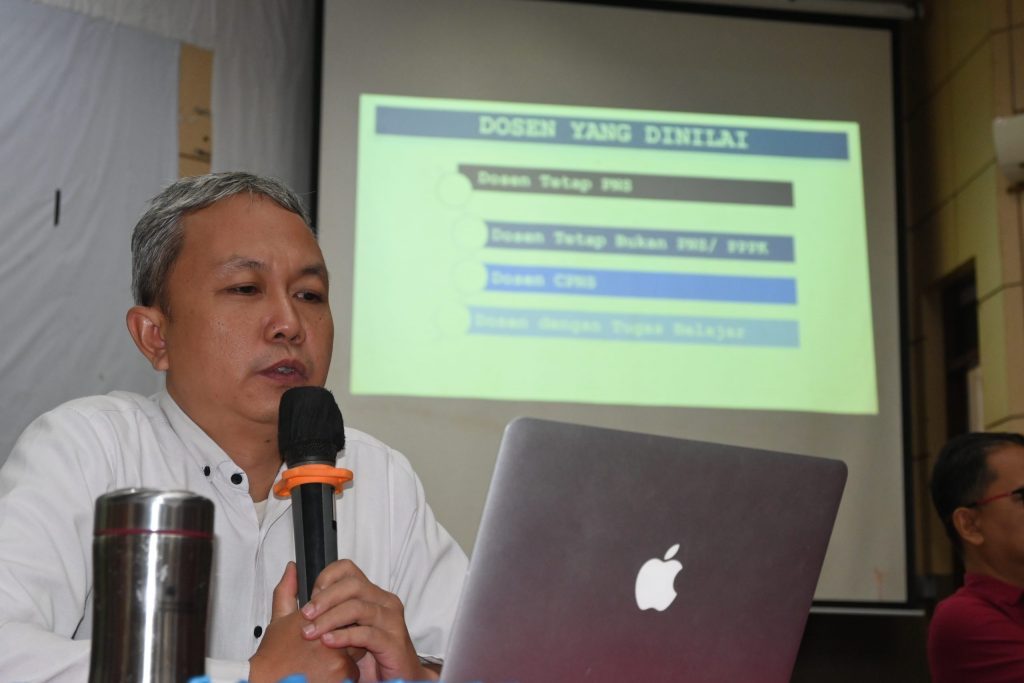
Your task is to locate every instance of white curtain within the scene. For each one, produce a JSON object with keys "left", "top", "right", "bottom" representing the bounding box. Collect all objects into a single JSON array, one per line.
[
  {"left": 0, "top": 0, "right": 317, "bottom": 464},
  {"left": 0, "top": 0, "right": 178, "bottom": 464},
  {"left": 32, "top": 0, "right": 318, "bottom": 196}
]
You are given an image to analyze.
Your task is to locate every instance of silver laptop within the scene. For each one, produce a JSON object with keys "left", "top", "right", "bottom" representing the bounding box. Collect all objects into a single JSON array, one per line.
[{"left": 442, "top": 417, "right": 847, "bottom": 683}]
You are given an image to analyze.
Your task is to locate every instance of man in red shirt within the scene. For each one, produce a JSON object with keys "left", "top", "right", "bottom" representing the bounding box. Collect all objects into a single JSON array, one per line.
[{"left": 929, "top": 432, "right": 1024, "bottom": 682}]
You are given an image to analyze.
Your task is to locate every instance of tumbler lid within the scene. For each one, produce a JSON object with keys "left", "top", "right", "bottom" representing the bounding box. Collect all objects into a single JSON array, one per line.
[{"left": 94, "top": 488, "right": 213, "bottom": 537}]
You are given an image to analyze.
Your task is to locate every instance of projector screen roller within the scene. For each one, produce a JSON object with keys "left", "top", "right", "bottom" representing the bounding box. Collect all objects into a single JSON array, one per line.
[
  {"left": 352, "top": 94, "right": 876, "bottom": 414},
  {"left": 320, "top": 0, "right": 906, "bottom": 605}
]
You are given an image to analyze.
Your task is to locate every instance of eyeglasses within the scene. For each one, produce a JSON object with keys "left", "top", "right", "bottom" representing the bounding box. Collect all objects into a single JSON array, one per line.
[{"left": 966, "top": 486, "right": 1024, "bottom": 508}]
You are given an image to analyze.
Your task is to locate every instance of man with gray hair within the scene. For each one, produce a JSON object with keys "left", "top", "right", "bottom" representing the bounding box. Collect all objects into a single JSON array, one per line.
[{"left": 0, "top": 172, "right": 467, "bottom": 683}]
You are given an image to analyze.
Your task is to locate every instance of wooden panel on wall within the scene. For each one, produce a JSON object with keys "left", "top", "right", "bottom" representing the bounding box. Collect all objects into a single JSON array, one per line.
[{"left": 179, "top": 43, "right": 212, "bottom": 177}]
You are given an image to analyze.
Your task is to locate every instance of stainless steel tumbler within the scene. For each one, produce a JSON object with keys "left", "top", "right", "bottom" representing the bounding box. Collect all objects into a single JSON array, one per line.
[{"left": 88, "top": 488, "right": 214, "bottom": 683}]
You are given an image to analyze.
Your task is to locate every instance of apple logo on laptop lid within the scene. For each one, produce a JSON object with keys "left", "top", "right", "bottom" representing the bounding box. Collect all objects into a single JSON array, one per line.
[{"left": 635, "top": 543, "right": 683, "bottom": 611}]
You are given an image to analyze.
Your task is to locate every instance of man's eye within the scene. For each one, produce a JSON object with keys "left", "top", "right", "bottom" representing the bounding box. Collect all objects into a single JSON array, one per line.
[
  {"left": 229, "top": 285, "right": 259, "bottom": 295},
  {"left": 297, "top": 291, "right": 325, "bottom": 303}
]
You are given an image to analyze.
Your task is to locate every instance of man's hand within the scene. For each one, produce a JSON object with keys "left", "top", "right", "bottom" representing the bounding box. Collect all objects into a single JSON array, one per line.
[
  {"left": 299, "top": 559, "right": 439, "bottom": 682},
  {"left": 249, "top": 562, "right": 360, "bottom": 683}
]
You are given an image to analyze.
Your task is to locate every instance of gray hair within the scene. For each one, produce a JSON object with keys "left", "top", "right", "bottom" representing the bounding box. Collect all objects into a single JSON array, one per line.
[{"left": 131, "top": 171, "right": 312, "bottom": 310}]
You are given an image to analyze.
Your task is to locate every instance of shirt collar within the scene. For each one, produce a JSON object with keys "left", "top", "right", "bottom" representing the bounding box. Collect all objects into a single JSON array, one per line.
[
  {"left": 154, "top": 390, "right": 289, "bottom": 492},
  {"left": 154, "top": 390, "right": 235, "bottom": 468},
  {"left": 964, "top": 572, "right": 1024, "bottom": 605}
]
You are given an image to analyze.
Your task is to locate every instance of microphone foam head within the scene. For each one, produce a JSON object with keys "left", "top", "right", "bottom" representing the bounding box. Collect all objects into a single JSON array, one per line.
[{"left": 278, "top": 387, "right": 346, "bottom": 467}]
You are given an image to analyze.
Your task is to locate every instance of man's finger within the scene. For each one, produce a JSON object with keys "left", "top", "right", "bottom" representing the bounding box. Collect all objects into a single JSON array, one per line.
[
  {"left": 320, "top": 624, "right": 380, "bottom": 651},
  {"left": 312, "top": 558, "right": 368, "bottom": 596},
  {"left": 271, "top": 561, "right": 299, "bottom": 619},
  {"left": 303, "top": 597, "right": 384, "bottom": 639},
  {"left": 304, "top": 573, "right": 379, "bottom": 619}
]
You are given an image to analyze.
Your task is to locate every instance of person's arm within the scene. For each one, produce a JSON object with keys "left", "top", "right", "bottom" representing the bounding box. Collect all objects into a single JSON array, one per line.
[
  {"left": 0, "top": 404, "right": 111, "bottom": 682},
  {"left": 383, "top": 448, "right": 468, "bottom": 665}
]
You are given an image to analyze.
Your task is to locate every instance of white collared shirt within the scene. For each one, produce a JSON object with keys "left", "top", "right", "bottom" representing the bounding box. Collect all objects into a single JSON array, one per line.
[{"left": 0, "top": 391, "right": 467, "bottom": 682}]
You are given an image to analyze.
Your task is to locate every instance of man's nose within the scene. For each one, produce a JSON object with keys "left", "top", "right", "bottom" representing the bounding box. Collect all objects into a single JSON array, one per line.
[{"left": 266, "top": 292, "right": 304, "bottom": 343}]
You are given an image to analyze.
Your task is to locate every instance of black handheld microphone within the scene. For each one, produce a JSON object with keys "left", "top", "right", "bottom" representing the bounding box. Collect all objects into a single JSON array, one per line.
[{"left": 277, "top": 386, "right": 349, "bottom": 605}]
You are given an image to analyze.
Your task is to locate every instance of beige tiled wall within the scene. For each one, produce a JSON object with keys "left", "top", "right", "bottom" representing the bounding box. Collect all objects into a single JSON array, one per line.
[{"left": 903, "top": 0, "right": 1024, "bottom": 576}]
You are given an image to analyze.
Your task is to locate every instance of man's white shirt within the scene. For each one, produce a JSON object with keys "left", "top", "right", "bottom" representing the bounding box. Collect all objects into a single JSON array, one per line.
[{"left": 0, "top": 391, "right": 467, "bottom": 682}]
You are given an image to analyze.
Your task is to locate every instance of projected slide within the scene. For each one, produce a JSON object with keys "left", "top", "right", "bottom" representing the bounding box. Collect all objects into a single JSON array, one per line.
[{"left": 350, "top": 94, "right": 877, "bottom": 414}]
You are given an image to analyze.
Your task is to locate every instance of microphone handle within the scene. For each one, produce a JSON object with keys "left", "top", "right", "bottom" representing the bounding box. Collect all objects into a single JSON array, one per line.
[{"left": 290, "top": 481, "right": 339, "bottom": 605}]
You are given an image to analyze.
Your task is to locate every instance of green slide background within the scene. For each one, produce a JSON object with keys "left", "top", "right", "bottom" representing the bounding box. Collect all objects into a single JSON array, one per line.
[{"left": 350, "top": 94, "right": 877, "bottom": 415}]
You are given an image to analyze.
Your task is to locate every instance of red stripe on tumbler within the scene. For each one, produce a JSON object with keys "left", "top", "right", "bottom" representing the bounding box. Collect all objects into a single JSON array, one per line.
[{"left": 95, "top": 528, "right": 212, "bottom": 539}]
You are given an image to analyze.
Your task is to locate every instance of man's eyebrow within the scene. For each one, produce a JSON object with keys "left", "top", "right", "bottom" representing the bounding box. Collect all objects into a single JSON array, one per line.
[
  {"left": 215, "top": 256, "right": 329, "bottom": 284},
  {"left": 301, "top": 263, "right": 330, "bottom": 286},
  {"left": 216, "top": 256, "right": 266, "bottom": 274}
]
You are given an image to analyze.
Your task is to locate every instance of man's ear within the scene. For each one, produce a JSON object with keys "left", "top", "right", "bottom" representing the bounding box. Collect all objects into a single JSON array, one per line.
[
  {"left": 126, "top": 305, "right": 170, "bottom": 371},
  {"left": 953, "top": 507, "right": 984, "bottom": 548}
]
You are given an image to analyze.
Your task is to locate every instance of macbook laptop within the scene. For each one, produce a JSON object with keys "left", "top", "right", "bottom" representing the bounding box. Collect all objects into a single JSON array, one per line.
[{"left": 442, "top": 417, "right": 847, "bottom": 683}]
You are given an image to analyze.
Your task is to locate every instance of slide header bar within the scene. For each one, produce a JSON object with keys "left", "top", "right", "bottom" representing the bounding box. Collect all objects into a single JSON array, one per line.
[{"left": 376, "top": 106, "right": 849, "bottom": 159}]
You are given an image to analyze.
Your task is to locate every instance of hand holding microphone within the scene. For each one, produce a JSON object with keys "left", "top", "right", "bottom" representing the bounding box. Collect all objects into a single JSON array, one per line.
[
  {"left": 250, "top": 386, "right": 362, "bottom": 683},
  {"left": 271, "top": 387, "right": 432, "bottom": 682},
  {"left": 273, "top": 386, "right": 352, "bottom": 605}
]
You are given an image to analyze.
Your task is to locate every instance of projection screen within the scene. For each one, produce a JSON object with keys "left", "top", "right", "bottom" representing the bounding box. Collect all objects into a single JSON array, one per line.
[{"left": 319, "top": 0, "right": 905, "bottom": 604}]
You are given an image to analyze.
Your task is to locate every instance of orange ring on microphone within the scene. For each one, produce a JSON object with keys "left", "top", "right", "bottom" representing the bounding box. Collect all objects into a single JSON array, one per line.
[{"left": 273, "top": 464, "right": 353, "bottom": 497}]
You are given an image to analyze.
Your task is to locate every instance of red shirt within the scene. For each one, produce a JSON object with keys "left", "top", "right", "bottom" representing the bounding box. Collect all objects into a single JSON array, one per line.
[{"left": 929, "top": 573, "right": 1024, "bottom": 683}]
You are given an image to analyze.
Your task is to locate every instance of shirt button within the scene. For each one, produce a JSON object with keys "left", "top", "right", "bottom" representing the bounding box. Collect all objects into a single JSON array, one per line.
[
  {"left": 203, "top": 466, "right": 211, "bottom": 477},
  {"left": 254, "top": 625, "right": 263, "bottom": 638},
  {"left": 231, "top": 473, "right": 244, "bottom": 485}
]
